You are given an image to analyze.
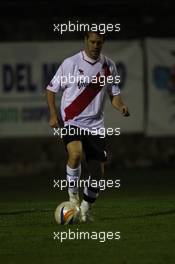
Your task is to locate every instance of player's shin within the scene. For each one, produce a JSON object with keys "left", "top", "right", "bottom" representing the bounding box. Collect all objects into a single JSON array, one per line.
[{"left": 80, "top": 160, "right": 103, "bottom": 222}]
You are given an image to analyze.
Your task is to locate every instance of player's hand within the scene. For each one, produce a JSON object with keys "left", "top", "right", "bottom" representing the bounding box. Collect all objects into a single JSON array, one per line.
[
  {"left": 120, "top": 105, "right": 130, "bottom": 117},
  {"left": 49, "top": 115, "right": 59, "bottom": 128}
]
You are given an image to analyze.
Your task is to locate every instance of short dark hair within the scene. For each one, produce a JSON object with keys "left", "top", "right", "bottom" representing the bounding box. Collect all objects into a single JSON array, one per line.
[{"left": 84, "top": 31, "right": 105, "bottom": 40}]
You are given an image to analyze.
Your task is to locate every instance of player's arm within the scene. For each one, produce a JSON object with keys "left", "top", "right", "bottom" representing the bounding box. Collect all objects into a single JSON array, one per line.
[
  {"left": 46, "top": 90, "right": 59, "bottom": 128},
  {"left": 108, "top": 60, "right": 130, "bottom": 117},
  {"left": 46, "top": 62, "right": 65, "bottom": 128},
  {"left": 111, "top": 94, "right": 130, "bottom": 116}
]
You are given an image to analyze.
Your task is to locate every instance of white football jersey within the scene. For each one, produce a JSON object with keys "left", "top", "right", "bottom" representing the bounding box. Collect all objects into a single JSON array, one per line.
[{"left": 47, "top": 51, "right": 120, "bottom": 131}]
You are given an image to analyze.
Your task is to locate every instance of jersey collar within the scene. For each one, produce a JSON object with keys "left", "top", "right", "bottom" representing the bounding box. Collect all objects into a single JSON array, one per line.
[{"left": 81, "top": 50, "right": 101, "bottom": 65}]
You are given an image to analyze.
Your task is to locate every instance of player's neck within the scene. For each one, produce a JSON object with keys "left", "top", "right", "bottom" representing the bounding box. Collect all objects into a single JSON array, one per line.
[{"left": 83, "top": 50, "right": 100, "bottom": 63}]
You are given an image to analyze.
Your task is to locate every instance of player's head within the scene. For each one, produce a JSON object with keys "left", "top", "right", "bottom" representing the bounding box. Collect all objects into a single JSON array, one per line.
[{"left": 84, "top": 31, "right": 105, "bottom": 60}]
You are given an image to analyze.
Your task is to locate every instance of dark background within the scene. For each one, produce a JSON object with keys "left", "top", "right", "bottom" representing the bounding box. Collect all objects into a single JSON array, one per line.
[{"left": 0, "top": 0, "right": 175, "bottom": 41}]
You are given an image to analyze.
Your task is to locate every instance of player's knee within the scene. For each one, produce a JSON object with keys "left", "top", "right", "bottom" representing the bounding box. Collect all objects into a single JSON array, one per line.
[
  {"left": 69, "top": 150, "right": 83, "bottom": 165},
  {"left": 67, "top": 141, "right": 83, "bottom": 166}
]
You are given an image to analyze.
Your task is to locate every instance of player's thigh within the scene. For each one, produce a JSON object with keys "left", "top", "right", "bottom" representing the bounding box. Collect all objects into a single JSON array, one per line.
[{"left": 66, "top": 140, "right": 83, "bottom": 160}]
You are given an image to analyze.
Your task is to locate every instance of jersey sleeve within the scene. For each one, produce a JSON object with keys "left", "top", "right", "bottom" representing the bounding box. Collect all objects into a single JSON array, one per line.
[{"left": 107, "top": 61, "right": 121, "bottom": 96}]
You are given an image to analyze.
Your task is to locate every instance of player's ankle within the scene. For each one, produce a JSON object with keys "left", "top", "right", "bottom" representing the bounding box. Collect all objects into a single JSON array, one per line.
[
  {"left": 68, "top": 190, "right": 80, "bottom": 206},
  {"left": 80, "top": 199, "right": 91, "bottom": 209}
]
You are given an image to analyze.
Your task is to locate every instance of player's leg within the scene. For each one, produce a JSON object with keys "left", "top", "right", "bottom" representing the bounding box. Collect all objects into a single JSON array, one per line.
[
  {"left": 62, "top": 125, "right": 84, "bottom": 206},
  {"left": 66, "top": 140, "right": 83, "bottom": 206},
  {"left": 80, "top": 160, "right": 105, "bottom": 222},
  {"left": 80, "top": 135, "right": 107, "bottom": 222}
]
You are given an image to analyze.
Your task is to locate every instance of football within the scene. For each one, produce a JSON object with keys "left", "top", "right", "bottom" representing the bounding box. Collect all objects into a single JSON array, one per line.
[{"left": 54, "top": 201, "right": 80, "bottom": 225}]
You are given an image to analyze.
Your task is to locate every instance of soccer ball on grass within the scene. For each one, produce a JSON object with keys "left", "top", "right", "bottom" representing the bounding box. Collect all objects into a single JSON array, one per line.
[{"left": 54, "top": 201, "right": 80, "bottom": 225}]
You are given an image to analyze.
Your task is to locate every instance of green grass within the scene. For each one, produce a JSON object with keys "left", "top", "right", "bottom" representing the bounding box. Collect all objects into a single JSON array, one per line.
[{"left": 0, "top": 169, "right": 175, "bottom": 264}]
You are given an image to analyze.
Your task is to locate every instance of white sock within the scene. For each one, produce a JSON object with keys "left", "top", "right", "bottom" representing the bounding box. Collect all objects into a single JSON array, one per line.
[
  {"left": 80, "top": 200, "right": 91, "bottom": 211},
  {"left": 66, "top": 164, "right": 81, "bottom": 194}
]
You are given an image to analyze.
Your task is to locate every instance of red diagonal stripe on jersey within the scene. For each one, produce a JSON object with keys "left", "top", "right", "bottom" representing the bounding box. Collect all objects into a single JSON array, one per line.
[{"left": 64, "top": 62, "right": 111, "bottom": 121}]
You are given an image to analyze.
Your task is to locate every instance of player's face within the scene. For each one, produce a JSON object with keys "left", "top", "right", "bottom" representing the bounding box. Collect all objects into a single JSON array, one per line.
[{"left": 85, "top": 33, "right": 104, "bottom": 60}]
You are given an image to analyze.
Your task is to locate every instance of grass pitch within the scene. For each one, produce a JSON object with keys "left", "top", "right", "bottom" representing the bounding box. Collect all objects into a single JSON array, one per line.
[{"left": 0, "top": 169, "right": 175, "bottom": 264}]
